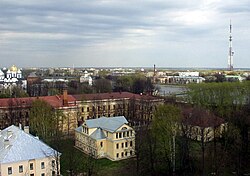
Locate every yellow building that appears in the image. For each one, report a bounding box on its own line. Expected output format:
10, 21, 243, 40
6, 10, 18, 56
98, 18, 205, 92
182, 107, 226, 142
0, 125, 60, 176
0, 91, 164, 136
75, 116, 135, 161
73, 92, 164, 123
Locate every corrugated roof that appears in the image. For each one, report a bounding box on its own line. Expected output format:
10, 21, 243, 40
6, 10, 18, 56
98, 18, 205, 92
0, 125, 59, 164
86, 116, 128, 132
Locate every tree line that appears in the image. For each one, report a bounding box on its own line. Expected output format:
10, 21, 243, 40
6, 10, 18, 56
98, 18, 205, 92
27, 81, 250, 175
121, 81, 250, 175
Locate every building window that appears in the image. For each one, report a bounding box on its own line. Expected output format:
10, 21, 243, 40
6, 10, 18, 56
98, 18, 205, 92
30, 163, 34, 170
125, 142, 128, 148
30, 174, 34, 176
116, 133, 118, 139
19, 165, 23, 173
108, 105, 110, 110
121, 143, 124, 148
87, 107, 89, 112
121, 152, 124, 157
130, 150, 133, 156
113, 105, 115, 109
52, 160, 55, 168
127, 131, 129, 137
119, 133, 122, 138
41, 173, 45, 176
116, 153, 119, 158
8, 167, 12, 175
81, 107, 84, 112
125, 152, 127, 156
123, 132, 126, 137
116, 143, 119, 149
52, 171, 56, 176
130, 141, 133, 147
41, 161, 45, 169
100, 142, 103, 148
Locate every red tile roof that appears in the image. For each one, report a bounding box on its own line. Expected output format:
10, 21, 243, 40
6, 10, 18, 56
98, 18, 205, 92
0, 95, 75, 109
182, 107, 225, 128
0, 92, 162, 109
0, 97, 34, 108
72, 92, 161, 101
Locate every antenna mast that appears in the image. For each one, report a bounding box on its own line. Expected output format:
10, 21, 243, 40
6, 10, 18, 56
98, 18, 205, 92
228, 20, 234, 71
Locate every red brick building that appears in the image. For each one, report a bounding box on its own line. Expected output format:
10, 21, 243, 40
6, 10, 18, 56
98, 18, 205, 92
0, 91, 164, 135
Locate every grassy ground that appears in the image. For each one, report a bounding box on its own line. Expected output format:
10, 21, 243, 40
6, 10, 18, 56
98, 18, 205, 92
55, 138, 250, 175
55, 139, 125, 176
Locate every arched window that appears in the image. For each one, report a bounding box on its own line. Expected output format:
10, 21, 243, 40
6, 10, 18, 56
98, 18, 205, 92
121, 127, 127, 130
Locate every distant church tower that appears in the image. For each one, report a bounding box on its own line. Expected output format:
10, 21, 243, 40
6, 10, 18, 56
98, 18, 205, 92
228, 20, 234, 71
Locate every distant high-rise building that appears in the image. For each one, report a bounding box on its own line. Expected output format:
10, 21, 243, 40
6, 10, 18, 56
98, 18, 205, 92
228, 20, 234, 71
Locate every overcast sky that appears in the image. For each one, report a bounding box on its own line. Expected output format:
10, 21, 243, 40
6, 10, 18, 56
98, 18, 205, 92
0, 0, 250, 68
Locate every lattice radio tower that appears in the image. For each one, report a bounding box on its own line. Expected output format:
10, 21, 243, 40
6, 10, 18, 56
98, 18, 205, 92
228, 20, 234, 71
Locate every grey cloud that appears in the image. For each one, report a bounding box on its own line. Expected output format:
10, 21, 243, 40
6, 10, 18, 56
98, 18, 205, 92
0, 0, 249, 67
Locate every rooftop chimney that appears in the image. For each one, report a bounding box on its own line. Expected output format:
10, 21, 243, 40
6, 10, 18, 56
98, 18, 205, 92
7, 130, 12, 139
19, 123, 22, 130
63, 89, 68, 106
24, 126, 29, 134
4, 138, 10, 148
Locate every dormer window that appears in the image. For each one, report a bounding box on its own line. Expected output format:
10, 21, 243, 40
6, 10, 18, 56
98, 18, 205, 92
121, 127, 127, 130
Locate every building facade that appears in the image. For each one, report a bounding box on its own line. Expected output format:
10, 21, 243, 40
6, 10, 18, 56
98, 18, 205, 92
0, 91, 164, 136
181, 107, 226, 142
75, 116, 135, 161
73, 92, 164, 124
0, 125, 60, 176
79, 70, 93, 86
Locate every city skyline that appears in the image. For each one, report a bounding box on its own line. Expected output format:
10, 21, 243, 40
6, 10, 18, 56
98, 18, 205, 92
0, 0, 250, 68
